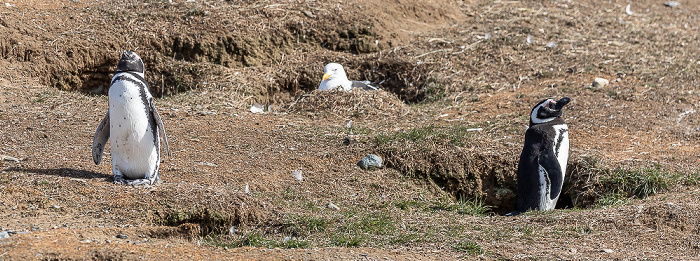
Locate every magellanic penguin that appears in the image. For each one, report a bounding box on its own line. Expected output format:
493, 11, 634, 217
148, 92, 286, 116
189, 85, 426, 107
92, 51, 170, 185
509, 97, 571, 215
318, 63, 379, 91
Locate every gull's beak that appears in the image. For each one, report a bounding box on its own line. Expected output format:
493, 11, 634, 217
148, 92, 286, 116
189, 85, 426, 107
322, 72, 332, 81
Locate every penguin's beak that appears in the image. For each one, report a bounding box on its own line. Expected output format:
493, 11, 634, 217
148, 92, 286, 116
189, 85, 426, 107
554, 97, 571, 110
322, 72, 332, 81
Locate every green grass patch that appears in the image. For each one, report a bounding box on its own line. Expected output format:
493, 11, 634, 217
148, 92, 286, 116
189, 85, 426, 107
595, 192, 628, 207
204, 233, 308, 249
331, 234, 364, 247
428, 197, 491, 216
394, 200, 421, 210
453, 241, 484, 256
600, 166, 679, 199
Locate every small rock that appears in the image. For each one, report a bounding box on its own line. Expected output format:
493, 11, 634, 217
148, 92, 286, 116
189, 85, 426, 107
244, 183, 250, 194
199, 162, 217, 167
345, 120, 353, 129
0, 231, 9, 239
545, 41, 557, 48
51, 205, 61, 209
357, 154, 383, 170
116, 234, 128, 239
250, 104, 265, 114
292, 169, 303, 181
664, 1, 680, 8
327, 202, 340, 210
592, 77, 609, 88
301, 10, 316, 18
601, 249, 614, 253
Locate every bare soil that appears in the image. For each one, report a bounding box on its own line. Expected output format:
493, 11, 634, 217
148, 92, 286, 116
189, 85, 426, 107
1, 0, 699, 260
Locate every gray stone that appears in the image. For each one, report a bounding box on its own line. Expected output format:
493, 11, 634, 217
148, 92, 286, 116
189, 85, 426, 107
592, 77, 609, 88
327, 202, 340, 210
357, 154, 383, 170
0, 231, 9, 239
664, 1, 680, 8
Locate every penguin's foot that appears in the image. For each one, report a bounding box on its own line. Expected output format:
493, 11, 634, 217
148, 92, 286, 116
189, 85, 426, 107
113, 175, 125, 184
112, 168, 126, 184
123, 178, 154, 186
504, 211, 522, 216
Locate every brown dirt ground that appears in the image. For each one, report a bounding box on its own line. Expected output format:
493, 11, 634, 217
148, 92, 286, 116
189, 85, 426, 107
1, 0, 699, 260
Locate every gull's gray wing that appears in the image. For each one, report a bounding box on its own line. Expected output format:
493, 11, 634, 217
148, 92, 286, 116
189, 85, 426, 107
351, 80, 380, 90
92, 111, 110, 165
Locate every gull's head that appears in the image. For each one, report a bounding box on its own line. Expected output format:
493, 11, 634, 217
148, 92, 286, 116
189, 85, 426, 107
322, 63, 348, 82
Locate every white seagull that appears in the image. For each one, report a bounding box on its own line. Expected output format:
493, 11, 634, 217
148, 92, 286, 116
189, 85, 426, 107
318, 63, 379, 91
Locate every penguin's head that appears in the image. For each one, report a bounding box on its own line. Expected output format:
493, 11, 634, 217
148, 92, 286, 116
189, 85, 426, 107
116, 51, 145, 75
530, 97, 571, 125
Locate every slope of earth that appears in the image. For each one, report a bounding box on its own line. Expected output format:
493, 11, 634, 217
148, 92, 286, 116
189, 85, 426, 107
0, 0, 699, 260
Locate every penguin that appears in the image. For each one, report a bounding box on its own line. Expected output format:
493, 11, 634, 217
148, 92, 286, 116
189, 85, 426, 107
92, 51, 170, 185
318, 63, 379, 91
509, 97, 571, 215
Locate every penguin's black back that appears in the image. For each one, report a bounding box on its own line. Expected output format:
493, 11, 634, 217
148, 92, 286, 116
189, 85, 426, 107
516, 117, 565, 212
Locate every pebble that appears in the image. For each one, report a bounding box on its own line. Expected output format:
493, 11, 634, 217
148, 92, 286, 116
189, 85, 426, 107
116, 234, 128, 239
592, 77, 609, 88
327, 202, 340, 210
0, 231, 9, 239
228, 226, 237, 235
292, 169, 303, 181
601, 249, 614, 253
301, 10, 316, 18
357, 154, 383, 170
250, 104, 265, 113
664, 1, 680, 8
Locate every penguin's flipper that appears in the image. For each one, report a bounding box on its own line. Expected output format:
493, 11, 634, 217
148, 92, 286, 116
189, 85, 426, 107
351, 80, 380, 90
92, 111, 110, 165
149, 99, 170, 157
538, 149, 563, 200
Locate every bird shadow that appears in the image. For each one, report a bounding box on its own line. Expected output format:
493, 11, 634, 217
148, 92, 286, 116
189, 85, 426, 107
4, 167, 112, 180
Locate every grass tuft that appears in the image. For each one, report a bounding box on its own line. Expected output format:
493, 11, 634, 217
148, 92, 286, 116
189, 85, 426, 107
453, 241, 484, 256
600, 166, 679, 199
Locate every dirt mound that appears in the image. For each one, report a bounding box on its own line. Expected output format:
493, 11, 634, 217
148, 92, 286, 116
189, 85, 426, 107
0, 0, 463, 98
287, 90, 409, 118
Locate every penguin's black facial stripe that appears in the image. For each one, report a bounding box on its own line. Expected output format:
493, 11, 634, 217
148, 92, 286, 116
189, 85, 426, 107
537, 106, 562, 119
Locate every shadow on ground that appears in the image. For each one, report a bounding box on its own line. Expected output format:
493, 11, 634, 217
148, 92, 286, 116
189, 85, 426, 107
5, 167, 112, 180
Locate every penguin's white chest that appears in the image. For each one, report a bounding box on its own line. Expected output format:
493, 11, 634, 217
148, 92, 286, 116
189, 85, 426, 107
108, 81, 159, 179
552, 124, 569, 174
537, 124, 569, 210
